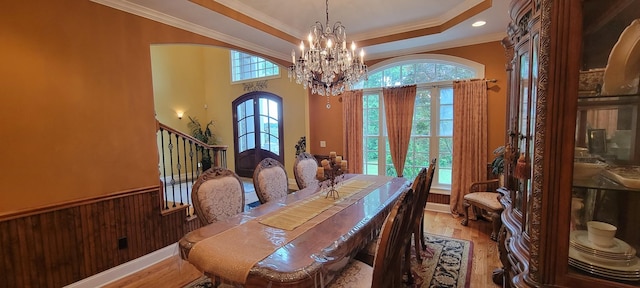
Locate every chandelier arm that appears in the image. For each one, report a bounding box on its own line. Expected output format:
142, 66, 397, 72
325, 0, 329, 27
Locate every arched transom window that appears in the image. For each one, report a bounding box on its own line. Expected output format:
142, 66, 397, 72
356, 54, 484, 192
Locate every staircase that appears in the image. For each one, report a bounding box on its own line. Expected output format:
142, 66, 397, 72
156, 121, 261, 220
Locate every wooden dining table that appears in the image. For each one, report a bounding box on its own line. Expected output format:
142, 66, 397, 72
179, 174, 410, 288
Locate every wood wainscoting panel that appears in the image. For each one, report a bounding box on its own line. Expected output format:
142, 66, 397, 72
427, 193, 451, 205
0, 187, 202, 288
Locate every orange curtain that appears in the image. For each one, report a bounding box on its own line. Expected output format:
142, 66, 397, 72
450, 80, 489, 217
383, 85, 417, 177
342, 90, 364, 174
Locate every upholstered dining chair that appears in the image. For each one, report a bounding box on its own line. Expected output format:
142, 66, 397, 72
356, 165, 428, 283
253, 157, 289, 204
355, 159, 436, 271
461, 178, 502, 241
293, 152, 320, 190
191, 167, 245, 225
328, 187, 415, 288
408, 159, 437, 255
403, 158, 437, 283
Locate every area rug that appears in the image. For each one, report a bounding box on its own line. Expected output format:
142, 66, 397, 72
184, 233, 473, 288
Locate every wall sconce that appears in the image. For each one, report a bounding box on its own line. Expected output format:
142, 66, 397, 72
177, 111, 184, 119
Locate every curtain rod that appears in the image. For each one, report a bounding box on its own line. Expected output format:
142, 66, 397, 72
453, 78, 497, 83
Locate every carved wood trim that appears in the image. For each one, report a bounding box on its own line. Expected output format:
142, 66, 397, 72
532, 0, 582, 285
0, 185, 159, 221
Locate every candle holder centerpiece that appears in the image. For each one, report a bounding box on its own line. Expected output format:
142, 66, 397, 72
316, 151, 348, 199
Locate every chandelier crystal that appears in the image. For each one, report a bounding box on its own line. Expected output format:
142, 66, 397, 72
288, 0, 368, 99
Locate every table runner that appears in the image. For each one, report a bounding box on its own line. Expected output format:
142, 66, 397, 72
259, 179, 373, 230
187, 175, 385, 284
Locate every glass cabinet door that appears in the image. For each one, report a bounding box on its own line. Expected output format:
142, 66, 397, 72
525, 33, 539, 236
567, 0, 640, 284
514, 49, 530, 220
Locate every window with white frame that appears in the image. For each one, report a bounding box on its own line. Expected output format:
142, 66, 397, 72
354, 55, 483, 192
231, 51, 280, 82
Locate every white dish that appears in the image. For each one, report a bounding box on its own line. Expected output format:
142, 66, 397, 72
570, 230, 636, 256
571, 243, 636, 260
602, 19, 640, 95
603, 166, 640, 188
569, 247, 640, 273
573, 162, 606, 179
569, 258, 640, 281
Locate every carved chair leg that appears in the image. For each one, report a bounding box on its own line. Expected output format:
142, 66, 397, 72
461, 201, 470, 226
413, 229, 422, 262
489, 212, 503, 241
418, 215, 435, 258
420, 216, 426, 250
404, 242, 414, 284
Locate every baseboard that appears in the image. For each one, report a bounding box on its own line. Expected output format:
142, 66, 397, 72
64, 243, 179, 288
425, 202, 450, 213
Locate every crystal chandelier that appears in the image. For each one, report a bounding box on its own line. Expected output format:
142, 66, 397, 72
288, 0, 368, 101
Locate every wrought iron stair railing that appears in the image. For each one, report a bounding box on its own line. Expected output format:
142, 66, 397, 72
157, 121, 227, 217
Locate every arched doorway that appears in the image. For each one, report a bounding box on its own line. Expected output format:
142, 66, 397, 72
233, 91, 284, 177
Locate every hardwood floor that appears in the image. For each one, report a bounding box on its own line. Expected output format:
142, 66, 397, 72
103, 210, 502, 288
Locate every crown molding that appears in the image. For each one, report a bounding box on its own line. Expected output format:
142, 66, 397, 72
352, 0, 487, 41
90, 0, 289, 61
367, 31, 506, 60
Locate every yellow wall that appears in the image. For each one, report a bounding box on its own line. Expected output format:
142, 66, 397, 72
151, 45, 308, 177
151, 45, 208, 132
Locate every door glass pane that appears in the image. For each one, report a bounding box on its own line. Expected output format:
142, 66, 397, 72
239, 135, 247, 152
255, 97, 280, 155
237, 102, 245, 118
259, 115, 268, 133
260, 132, 268, 150
245, 101, 253, 119
269, 135, 279, 154
247, 132, 255, 149
247, 116, 255, 133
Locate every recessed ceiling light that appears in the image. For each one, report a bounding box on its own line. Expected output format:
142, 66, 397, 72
472, 21, 486, 27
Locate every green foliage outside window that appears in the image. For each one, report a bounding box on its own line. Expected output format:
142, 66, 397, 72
358, 58, 476, 185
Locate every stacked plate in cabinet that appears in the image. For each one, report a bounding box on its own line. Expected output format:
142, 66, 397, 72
569, 230, 640, 281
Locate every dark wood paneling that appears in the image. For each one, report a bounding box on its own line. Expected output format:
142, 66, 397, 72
427, 193, 451, 205
0, 188, 202, 288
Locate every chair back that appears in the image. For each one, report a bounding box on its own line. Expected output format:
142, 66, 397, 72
191, 167, 245, 225
293, 152, 320, 190
371, 188, 415, 288
408, 167, 429, 228
411, 158, 437, 216
420, 158, 437, 209
253, 157, 289, 204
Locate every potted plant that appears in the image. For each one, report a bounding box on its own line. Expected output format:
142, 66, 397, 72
187, 116, 217, 171
491, 146, 506, 186
491, 146, 505, 175
295, 136, 306, 156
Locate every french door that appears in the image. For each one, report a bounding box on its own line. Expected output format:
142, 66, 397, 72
232, 92, 284, 178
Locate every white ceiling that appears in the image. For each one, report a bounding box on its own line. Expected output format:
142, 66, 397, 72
92, 0, 510, 62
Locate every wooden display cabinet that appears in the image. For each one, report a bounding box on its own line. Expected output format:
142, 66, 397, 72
496, 0, 640, 287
